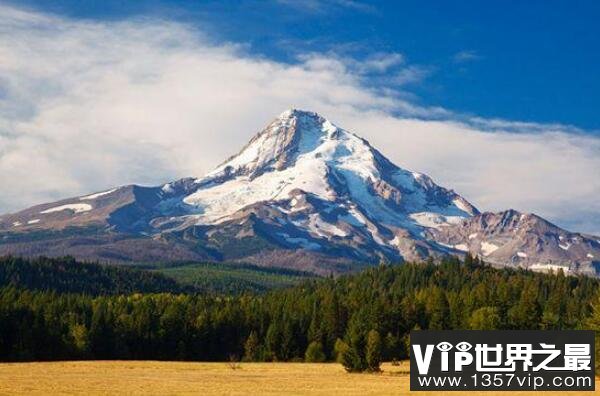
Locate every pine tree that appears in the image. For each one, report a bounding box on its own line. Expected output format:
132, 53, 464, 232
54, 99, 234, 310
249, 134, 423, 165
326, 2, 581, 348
69, 323, 89, 357
265, 318, 282, 361
307, 300, 322, 344
427, 287, 450, 329
508, 281, 541, 329
468, 306, 500, 330
321, 291, 343, 359
243, 331, 261, 361
584, 294, 600, 374
340, 344, 364, 372
89, 302, 115, 359
344, 308, 369, 370
280, 318, 295, 361
365, 329, 382, 372
333, 338, 349, 363
383, 332, 399, 361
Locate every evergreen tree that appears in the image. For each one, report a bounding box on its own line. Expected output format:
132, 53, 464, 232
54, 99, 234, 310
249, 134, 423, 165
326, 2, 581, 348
584, 294, 600, 374
383, 332, 399, 361
89, 302, 115, 359
344, 308, 369, 370
243, 331, 261, 361
340, 344, 365, 372
307, 300, 322, 346
468, 306, 500, 330
508, 281, 541, 329
69, 323, 89, 357
365, 329, 382, 372
426, 287, 450, 329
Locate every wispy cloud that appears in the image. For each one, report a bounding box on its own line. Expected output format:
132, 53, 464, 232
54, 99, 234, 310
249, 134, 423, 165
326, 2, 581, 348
453, 50, 482, 63
392, 65, 432, 86
0, 5, 599, 235
275, 0, 377, 14
360, 52, 404, 73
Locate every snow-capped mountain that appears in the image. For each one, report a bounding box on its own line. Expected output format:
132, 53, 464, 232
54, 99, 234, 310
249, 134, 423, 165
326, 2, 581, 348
0, 110, 598, 275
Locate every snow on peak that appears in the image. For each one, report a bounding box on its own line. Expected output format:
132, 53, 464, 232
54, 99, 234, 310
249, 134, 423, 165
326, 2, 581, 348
183, 110, 478, 234
278, 108, 296, 119
278, 108, 318, 120
208, 110, 316, 175
201, 109, 353, 184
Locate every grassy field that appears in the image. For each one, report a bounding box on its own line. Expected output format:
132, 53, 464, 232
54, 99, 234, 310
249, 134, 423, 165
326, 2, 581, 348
0, 361, 596, 395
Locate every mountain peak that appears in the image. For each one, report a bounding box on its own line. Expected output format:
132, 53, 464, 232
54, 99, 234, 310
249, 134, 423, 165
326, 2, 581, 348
204, 109, 344, 180
278, 108, 318, 120
274, 108, 337, 138
185, 109, 479, 238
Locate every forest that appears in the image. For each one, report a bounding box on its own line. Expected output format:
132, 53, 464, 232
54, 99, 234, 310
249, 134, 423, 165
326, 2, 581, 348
0, 256, 313, 295
0, 256, 188, 295
0, 255, 599, 372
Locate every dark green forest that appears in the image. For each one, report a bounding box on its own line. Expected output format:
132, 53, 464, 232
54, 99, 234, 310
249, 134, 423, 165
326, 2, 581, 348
0, 256, 313, 295
0, 256, 187, 295
1, 255, 599, 369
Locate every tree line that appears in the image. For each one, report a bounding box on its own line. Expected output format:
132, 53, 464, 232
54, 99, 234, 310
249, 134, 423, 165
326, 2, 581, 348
0, 255, 599, 373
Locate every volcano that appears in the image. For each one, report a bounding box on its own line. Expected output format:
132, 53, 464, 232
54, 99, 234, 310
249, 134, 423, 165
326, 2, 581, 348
1, 110, 598, 276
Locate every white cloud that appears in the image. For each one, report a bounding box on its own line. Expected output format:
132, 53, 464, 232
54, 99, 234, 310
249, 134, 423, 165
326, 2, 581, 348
453, 50, 482, 63
0, 5, 599, 235
276, 0, 377, 14
360, 52, 405, 73
339, 115, 600, 235
392, 65, 432, 86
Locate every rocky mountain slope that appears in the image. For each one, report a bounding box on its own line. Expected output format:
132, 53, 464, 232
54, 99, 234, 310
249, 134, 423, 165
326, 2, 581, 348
1, 110, 598, 275
428, 210, 600, 276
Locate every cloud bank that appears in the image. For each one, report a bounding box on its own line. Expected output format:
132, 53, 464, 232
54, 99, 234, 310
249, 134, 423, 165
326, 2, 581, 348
0, 5, 599, 235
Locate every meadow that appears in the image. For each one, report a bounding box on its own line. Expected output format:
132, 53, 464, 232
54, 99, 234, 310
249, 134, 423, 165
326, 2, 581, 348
0, 361, 596, 395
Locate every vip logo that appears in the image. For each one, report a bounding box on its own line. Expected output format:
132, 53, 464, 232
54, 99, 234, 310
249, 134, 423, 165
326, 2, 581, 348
413, 341, 475, 374
410, 331, 594, 391
413, 341, 591, 375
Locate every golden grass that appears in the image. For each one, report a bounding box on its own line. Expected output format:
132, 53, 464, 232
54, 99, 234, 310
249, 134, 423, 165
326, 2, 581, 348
0, 361, 596, 395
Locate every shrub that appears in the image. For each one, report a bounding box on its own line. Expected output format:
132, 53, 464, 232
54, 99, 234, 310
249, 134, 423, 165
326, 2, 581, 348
305, 341, 326, 362
340, 345, 365, 372
333, 338, 349, 363
227, 355, 241, 370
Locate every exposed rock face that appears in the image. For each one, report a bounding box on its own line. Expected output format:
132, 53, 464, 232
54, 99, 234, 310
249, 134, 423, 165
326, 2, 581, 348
0, 109, 598, 276
427, 210, 600, 276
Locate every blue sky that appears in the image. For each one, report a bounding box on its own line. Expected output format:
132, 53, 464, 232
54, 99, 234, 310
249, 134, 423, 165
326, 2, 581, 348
8, 0, 600, 131
0, 1, 599, 234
